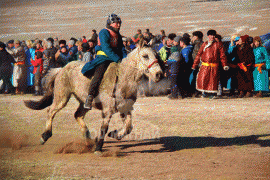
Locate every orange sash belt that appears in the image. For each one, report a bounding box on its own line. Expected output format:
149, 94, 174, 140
14, 61, 25, 65
237, 63, 252, 72
254, 63, 265, 74
201, 62, 218, 67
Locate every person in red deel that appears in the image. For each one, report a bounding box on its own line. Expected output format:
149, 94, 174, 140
192, 29, 229, 99
31, 51, 43, 96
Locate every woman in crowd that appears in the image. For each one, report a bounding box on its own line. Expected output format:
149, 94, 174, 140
236, 35, 255, 98
253, 36, 270, 97
25, 40, 35, 92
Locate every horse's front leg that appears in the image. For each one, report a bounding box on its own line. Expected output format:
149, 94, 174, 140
95, 112, 112, 152
108, 111, 133, 140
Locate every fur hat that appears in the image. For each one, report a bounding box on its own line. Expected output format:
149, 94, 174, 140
207, 29, 217, 36
240, 35, 249, 43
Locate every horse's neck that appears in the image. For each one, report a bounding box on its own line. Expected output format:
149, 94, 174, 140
116, 49, 140, 99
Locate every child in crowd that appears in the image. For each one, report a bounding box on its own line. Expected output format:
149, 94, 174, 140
31, 51, 43, 96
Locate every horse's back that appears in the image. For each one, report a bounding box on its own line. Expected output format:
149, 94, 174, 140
58, 61, 119, 104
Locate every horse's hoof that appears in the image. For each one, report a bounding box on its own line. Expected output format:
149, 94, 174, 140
40, 138, 45, 145
94, 151, 102, 156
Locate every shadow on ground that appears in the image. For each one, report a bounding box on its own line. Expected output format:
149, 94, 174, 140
108, 134, 270, 153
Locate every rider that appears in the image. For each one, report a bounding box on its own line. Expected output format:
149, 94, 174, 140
81, 13, 127, 109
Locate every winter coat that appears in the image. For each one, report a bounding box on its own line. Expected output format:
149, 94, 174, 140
192, 41, 228, 93
236, 44, 255, 91
31, 58, 43, 74
81, 28, 127, 75
0, 49, 15, 77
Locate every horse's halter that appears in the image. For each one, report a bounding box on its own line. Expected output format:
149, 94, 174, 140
136, 49, 159, 74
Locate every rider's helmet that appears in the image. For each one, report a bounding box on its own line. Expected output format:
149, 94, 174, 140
107, 13, 122, 25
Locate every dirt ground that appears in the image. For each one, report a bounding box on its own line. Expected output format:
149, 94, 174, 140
0, 94, 269, 179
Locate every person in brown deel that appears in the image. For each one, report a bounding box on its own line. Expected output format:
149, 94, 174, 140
235, 35, 255, 98
192, 30, 229, 99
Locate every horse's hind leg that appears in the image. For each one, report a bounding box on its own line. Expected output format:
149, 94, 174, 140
74, 103, 91, 140
108, 111, 133, 140
41, 93, 71, 145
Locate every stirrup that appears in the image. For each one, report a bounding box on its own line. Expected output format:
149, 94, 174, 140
84, 95, 94, 109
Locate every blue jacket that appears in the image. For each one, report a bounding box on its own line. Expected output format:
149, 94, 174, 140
181, 45, 193, 65
81, 28, 127, 75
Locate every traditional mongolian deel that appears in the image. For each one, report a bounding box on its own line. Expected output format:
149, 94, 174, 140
192, 41, 228, 93
81, 28, 127, 76
253, 46, 270, 92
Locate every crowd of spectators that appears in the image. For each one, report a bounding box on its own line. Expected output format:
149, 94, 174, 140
0, 28, 269, 99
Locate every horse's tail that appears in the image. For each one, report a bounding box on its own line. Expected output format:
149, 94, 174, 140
24, 68, 62, 110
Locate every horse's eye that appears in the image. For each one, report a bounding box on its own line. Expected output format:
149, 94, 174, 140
143, 55, 149, 59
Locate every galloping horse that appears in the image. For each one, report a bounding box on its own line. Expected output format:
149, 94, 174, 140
24, 40, 163, 153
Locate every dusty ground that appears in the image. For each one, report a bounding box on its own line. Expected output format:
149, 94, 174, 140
0, 94, 269, 179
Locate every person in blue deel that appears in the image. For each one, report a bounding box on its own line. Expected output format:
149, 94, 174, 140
81, 13, 127, 109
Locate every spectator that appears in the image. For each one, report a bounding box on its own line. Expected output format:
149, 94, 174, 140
67, 40, 78, 62
54, 37, 60, 50
88, 39, 96, 58
226, 35, 240, 97
90, 29, 98, 45
76, 41, 83, 60
59, 39, 67, 48
82, 36, 88, 43
179, 36, 194, 97
158, 33, 175, 62
6, 40, 15, 51
25, 40, 35, 92
235, 35, 255, 98
81, 43, 93, 62
7, 40, 27, 94
31, 51, 43, 96
123, 37, 132, 54
192, 30, 229, 99
132, 29, 142, 44
55, 46, 70, 67
253, 36, 270, 97
0, 42, 15, 94
166, 36, 181, 99
191, 31, 204, 97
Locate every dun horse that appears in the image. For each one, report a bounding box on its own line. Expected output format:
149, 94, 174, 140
24, 41, 163, 153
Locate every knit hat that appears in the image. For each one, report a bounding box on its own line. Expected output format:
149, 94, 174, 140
173, 36, 181, 43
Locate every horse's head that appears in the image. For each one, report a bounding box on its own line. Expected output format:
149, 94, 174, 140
133, 39, 163, 82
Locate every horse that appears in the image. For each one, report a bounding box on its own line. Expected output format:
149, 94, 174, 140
24, 40, 163, 153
